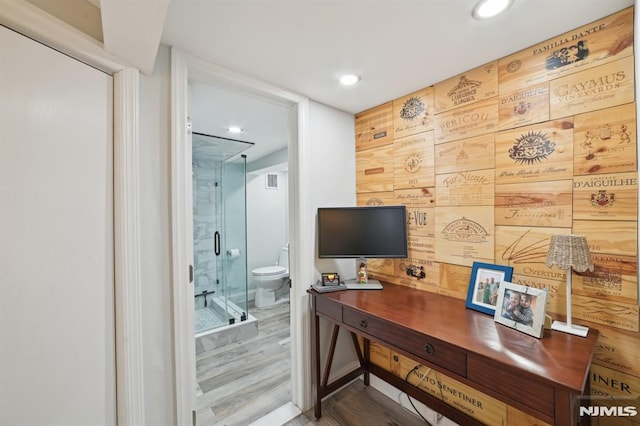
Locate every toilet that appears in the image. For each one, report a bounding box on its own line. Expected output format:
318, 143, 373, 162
252, 246, 290, 308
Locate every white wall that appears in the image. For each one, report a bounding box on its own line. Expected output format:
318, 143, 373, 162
309, 102, 357, 281
308, 101, 362, 375
247, 169, 289, 292
138, 44, 175, 424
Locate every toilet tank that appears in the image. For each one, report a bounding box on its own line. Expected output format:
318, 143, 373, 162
278, 246, 289, 270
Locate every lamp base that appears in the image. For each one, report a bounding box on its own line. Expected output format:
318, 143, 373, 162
551, 321, 589, 337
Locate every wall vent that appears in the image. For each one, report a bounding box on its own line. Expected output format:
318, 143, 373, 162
266, 173, 278, 189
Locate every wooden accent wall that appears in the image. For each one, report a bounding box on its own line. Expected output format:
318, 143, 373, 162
354, 7, 639, 425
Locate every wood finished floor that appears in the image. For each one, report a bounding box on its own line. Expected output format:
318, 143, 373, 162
196, 301, 427, 426
196, 302, 292, 426
285, 381, 426, 426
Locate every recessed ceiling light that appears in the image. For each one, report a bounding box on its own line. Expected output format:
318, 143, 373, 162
227, 126, 243, 134
472, 0, 514, 20
339, 74, 360, 86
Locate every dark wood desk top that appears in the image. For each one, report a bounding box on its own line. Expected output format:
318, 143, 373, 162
314, 282, 599, 394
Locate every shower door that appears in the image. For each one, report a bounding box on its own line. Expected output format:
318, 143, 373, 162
217, 154, 248, 323
193, 133, 251, 333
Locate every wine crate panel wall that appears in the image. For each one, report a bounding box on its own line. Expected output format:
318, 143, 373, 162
353, 8, 639, 415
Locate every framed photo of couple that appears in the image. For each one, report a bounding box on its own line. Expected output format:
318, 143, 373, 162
465, 262, 513, 316
494, 281, 548, 339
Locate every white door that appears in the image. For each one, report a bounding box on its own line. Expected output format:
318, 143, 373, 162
0, 25, 116, 425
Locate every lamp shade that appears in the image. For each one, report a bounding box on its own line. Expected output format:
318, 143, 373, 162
545, 234, 594, 272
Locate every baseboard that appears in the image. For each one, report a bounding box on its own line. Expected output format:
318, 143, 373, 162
248, 401, 301, 426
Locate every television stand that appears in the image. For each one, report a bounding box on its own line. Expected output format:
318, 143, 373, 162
344, 279, 382, 290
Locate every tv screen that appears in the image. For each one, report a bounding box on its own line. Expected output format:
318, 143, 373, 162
317, 206, 408, 258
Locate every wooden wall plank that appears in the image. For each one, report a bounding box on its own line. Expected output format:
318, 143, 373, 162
498, 8, 634, 95
435, 207, 495, 267
573, 172, 638, 221
494, 226, 571, 279
355, 102, 394, 150
434, 98, 499, 144
591, 322, 640, 378
590, 363, 640, 400
498, 83, 550, 131
439, 263, 472, 300
495, 119, 574, 184
356, 145, 395, 193
436, 169, 494, 207
494, 180, 572, 227
573, 220, 638, 256
434, 134, 495, 175
573, 294, 639, 332
356, 191, 395, 207
393, 131, 435, 189
549, 56, 635, 119
573, 253, 638, 304
394, 187, 436, 208
573, 103, 637, 176
434, 61, 499, 114
393, 87, 435, 139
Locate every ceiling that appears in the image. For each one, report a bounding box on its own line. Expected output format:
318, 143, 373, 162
99, 0, 635, 163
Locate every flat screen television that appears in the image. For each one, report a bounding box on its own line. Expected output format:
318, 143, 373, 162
317, 205, 408, 259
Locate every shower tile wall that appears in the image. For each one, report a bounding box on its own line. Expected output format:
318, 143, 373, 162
193, 160, 221, 310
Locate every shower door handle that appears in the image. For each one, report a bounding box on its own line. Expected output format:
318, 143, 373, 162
214, 231, 221, 256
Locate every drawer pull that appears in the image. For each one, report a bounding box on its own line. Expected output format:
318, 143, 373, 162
424, 343, 435, 355
359, 319, 368, 329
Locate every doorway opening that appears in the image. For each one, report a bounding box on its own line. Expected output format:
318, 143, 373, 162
171, 48, 314, 425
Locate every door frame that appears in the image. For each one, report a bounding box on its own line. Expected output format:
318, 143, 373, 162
0, 1, 145, 425
171, 48, 315, 423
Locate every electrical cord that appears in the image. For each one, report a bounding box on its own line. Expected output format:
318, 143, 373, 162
404, 364, 433, 425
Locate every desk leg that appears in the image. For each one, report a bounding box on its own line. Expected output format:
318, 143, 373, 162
555, 389, 573, 426
349, 333, 370, 386
321, 325, 341, 390
314, 321, 341, 419
363, 338, 370, 386
312, 308, 322, 419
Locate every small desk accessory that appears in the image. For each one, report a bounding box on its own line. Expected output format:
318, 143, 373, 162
321, 273, 341, 286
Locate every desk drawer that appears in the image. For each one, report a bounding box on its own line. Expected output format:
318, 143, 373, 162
343, 308, 466, 377
315, 296, 342, 322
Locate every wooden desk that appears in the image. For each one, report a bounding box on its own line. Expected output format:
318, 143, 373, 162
309, 283, 598, 425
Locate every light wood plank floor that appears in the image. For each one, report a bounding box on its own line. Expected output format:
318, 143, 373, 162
196, 301, 429, 426
285, 381, 426, 426
196, 302, 292, 426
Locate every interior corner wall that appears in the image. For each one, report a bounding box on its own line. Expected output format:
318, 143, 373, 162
309, 100, 357, 281
308, 100, 363, 373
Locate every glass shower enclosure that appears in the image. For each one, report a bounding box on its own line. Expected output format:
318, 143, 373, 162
192, 132, 253, 333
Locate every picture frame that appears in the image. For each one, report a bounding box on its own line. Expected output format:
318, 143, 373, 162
465, 262, 513, 316
494, 281, 548, 339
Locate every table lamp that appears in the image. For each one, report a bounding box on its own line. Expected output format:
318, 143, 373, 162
545, 234, 594, 337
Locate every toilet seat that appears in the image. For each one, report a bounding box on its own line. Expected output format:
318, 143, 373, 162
252, 265, 287, 278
